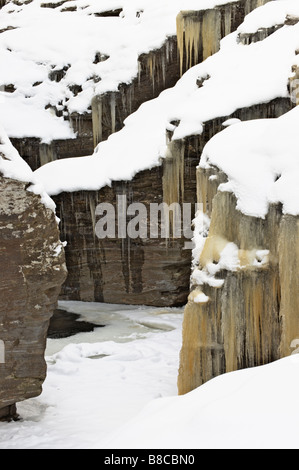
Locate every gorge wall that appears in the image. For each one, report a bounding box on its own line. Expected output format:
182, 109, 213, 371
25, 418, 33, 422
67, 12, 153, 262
49, 0, 275, 306
54, 95, 292, 306
178, 178, 299, 395
0, 139, 67, 420
177, 108, 299, 394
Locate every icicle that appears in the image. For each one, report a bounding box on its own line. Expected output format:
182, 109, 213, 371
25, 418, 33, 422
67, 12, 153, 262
39, 143, 56, 166
89, 194, 96, 237
166, 40, 170, 63
176, 12, 185, 76
128, 86, 133, 115
161, 54, 166, 88
92, 96, 102, 147
223, 4, 232, 37
176, 11, 202, 75
162, 140, 185, 239
202, 9, 221, 61
138, 61, 141, 85
110, 92, 116, 134
289, 65, 299, 106
278, 215, 299, 356
147, 54, 156, 92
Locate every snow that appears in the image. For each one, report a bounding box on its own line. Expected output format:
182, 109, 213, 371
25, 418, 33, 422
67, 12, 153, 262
238, 0, 299, 34
100, 353, 299, 450
34, 0, 299, 214
200, 106, 299, 217
0, 302, 184, 449
0, 124, 56, 211
0, 0, 236, 142
193, 292, 209, 303
0, 301, 298, 449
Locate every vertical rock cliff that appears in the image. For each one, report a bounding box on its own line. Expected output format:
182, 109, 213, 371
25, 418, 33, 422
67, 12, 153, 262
178, 107, 299, 394
176, 0, 269, 76
43, 0, 276, 306
53, 150, 192, 307
0, 131, 67, 420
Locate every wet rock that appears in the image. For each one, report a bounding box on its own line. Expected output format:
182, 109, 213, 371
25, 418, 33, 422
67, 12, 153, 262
48, 309, 102, 339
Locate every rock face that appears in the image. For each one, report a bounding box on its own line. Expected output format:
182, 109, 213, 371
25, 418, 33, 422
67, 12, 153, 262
178, 191, 299, 395
176, 0, 270, 76
0, 176, 67, 420
55, 97, 291, 307
91, 37, 180, 149
51, 0, 276, 307
54, 154, 192, 307
177, 111, 299, 395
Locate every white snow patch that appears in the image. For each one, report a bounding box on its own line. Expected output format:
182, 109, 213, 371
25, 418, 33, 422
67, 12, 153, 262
200, 106, 299, 217
100, 354, 299, 449
238, 0, 299, 34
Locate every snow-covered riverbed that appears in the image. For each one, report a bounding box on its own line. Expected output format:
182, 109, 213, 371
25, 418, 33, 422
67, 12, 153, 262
0, 301, 184, 449
1, 300, 299, 449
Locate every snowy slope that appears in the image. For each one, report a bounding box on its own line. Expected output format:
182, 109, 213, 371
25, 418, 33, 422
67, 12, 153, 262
100, 353, 299, 449
35, 0, 299, 218
0, 0, 235, 142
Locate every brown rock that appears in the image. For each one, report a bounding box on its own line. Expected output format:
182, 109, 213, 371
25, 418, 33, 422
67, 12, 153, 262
0, 176, 67, 419
178, 158, 299, 395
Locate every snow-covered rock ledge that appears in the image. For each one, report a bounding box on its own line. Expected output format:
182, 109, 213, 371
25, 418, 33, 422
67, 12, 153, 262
178, 106, 299, 394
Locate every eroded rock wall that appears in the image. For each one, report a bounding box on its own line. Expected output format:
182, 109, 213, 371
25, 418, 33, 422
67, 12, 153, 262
176, 0, 270, 75
55, 97, 292, 306
177, 160, 299, 395
54, 152, 192, 307
0, 176, 67, 419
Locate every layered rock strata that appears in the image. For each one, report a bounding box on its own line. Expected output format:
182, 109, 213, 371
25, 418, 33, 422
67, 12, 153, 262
55, 97, 291, 306
0, 150, 67, 419
178, 110, 299, 394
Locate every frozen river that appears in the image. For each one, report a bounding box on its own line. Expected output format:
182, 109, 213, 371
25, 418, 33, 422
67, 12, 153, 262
0, 301, 184, 449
